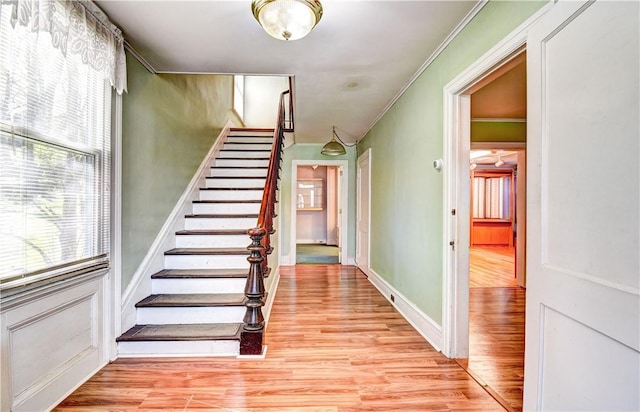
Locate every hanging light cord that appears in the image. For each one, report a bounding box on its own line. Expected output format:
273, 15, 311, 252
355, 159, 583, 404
332, 126, 357, 147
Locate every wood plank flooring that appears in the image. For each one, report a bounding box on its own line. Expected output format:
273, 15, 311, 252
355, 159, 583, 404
466, 246, 525, 412
469, 247, 516, 288
56, 265, 505, 411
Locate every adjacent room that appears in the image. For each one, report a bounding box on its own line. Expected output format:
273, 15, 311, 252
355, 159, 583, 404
295, 165, 340, 264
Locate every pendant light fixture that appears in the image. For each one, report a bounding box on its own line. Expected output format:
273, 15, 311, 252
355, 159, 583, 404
251, 0, 323, 41
321, 126, 355, 156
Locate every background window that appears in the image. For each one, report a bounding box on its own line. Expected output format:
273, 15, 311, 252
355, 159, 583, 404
0, 4, 111, 287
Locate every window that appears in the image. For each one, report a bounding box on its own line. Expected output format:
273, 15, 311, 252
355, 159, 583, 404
472, 173, 512, 219
0, 2, 119, 289
233, 75, 245, 122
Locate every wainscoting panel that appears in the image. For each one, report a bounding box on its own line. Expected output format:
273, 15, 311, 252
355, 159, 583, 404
1, 271, 109, 412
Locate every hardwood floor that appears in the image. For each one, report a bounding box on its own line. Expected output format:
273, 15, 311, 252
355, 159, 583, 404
466, 246, 525, 412
469, 246, 516, 288
56, 265, 505, 411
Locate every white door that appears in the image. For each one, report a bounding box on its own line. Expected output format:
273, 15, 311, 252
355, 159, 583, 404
524, 1, 639, 410
356, 149, 371, 269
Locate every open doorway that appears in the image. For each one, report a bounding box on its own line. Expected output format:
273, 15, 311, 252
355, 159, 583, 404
295, 164, 340, 264
290, 160, 349, 265
467, 147, 526, 411
465, 56, 527, 411
442, 47, 527, 411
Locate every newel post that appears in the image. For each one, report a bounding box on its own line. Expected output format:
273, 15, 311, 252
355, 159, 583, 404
240, 227, 266, 355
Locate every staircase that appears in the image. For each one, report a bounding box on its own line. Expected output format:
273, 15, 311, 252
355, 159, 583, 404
117, 128, 275, 357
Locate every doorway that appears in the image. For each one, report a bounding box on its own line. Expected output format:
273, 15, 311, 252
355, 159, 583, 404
294, 164, 339, 264
467, 58, 527, 411
290, 160, 349, 265
467, 147, 526, 411
442, 45, 528, 411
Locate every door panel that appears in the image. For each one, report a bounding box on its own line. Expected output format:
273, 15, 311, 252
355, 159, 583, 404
525, 1, 639, 410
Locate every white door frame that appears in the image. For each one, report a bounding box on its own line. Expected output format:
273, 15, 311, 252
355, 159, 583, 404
290, 160, 349, 265
356, 148, 372, 270
441, 4, 551, 359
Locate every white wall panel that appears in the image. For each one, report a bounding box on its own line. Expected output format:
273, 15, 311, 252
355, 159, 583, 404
1, 272, 108, 412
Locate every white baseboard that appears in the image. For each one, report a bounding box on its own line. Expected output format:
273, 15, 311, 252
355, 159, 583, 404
280, 255, 293, 266
296, 239, 326, 244
263, 266, 281, 326
278, 255, 353, 266
360, 266, 442, 352
120, 121, 235, 333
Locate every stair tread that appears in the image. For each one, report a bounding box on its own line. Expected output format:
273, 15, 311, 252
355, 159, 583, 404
220, 149, 271, 152
152, 268, 249, 279
192, 200, 261, 204
117, 323, 242, 341
211, 166, 268, 169
206, 176, 266, 179
176, 229, 248, 235
229, 127, 274, 132
185, 213, 258, 218
136, 293, 246, 307
199, 187, 264, 191
165, 247, 250, 255
224, 141, 272, 145
216, 157, 270, 160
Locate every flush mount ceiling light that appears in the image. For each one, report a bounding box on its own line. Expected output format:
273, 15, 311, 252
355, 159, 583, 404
251, 0, 323, 41
321, 126, 355, 156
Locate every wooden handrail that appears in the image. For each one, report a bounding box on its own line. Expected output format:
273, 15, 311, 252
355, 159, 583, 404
240, 78, 292, 355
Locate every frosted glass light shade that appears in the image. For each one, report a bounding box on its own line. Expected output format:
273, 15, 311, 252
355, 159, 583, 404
252, 0, 323, 41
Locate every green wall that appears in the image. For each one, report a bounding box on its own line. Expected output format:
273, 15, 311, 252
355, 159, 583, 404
121, 53, 241, 292
471, 121, 527, 142
357, 1, 545, 323
279, 144, 357, 260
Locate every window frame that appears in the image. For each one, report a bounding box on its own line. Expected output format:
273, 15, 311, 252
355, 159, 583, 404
0, 5, 113, 292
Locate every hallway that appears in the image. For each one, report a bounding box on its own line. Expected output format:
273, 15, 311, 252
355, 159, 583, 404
56, 265, 506, 411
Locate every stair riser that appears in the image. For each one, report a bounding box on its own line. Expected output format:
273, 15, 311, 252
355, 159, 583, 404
151, 278, 246, 294
210, 168, 267, 177
223, 143, 272, 151
184, 217, 256, 230
199, 190, 263, 201
175, 234, 250, 248
136, 306, 246, 324
218, 151, 271, 159
164, 254, 249, 269
192, 202, 260, 214
226, 137, 273, 144
214, 159, 270, 167
205, 178, 265, 188
118, 340, 239, 357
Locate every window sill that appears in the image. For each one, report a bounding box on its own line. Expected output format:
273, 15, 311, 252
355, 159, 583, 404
0, 264, 109, 310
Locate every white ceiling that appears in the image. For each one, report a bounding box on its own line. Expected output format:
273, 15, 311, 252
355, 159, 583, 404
95, 0, 479, 144
471, 149, 518, 167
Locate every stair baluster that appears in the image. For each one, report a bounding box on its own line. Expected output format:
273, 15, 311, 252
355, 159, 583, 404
240, 227, 266, 355
240, 81, 291, 355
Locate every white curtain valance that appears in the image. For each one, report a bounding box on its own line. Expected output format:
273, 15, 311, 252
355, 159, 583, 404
3, 0, 127, 94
